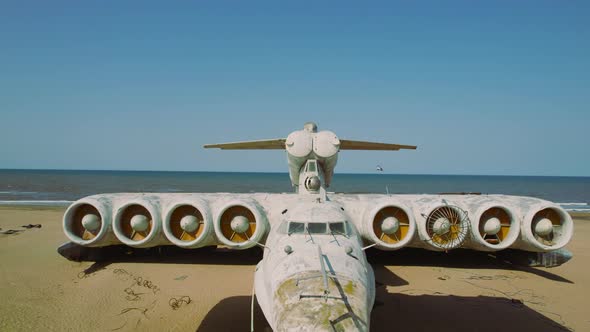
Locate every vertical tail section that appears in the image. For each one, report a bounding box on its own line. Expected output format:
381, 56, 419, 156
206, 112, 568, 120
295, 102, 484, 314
204, 123, 416, 188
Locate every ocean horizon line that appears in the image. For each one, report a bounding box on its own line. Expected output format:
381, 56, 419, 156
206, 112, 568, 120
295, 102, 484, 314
1, 168, 589, 179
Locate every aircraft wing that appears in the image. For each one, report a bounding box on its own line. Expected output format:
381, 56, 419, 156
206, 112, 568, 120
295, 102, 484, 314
204, 139, 286, 150
339, 139, 417, 151
61, 192, 572, 265
329, 193, 572, 255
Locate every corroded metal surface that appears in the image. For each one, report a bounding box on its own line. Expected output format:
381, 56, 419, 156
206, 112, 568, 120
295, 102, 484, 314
273, 272, 370, 331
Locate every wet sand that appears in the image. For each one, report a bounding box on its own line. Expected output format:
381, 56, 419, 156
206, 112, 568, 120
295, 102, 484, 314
0, 205, 588, 331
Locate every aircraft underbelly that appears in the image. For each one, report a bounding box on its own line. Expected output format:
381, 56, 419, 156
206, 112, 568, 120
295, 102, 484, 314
272, 271, 370, 332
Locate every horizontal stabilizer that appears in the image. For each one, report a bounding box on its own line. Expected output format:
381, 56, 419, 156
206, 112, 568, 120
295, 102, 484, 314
339, 139, 417, 151
204, 138, 286, 150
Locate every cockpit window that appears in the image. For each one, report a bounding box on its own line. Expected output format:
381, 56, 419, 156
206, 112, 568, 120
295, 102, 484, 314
284, 221, 350, 236
329, 222, 345, 234
288, 222, 305, 235
307, 223, 327, 234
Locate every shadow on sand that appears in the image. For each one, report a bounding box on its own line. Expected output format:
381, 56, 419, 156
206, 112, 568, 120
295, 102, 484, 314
66, 244, 572, 284
65, 244, 572, 331
370, 265, 570, 331
61, 244, 262, 267
196, 265, 569, 332
367, 247, 573, 283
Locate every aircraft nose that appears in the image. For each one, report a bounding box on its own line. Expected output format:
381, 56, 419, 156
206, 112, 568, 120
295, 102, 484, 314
272, 272, 370, 332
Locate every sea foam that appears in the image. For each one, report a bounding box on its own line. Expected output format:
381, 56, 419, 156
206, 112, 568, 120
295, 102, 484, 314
0, 200, 72, 206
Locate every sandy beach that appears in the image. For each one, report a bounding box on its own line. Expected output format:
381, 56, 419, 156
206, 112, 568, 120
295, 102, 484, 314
0, 206, 588, 331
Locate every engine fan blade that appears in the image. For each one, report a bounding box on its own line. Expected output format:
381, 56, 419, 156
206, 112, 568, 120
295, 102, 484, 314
128, 230, 146, 241
180, 231, 188, 241
120, 205, 153, 241
171, 207, 205, 242
82, 229, 95, 240
374, 207, 410, 244
426, 206, 469, 249
71, 205, 102, 240
498, 224, 510, 241
479, 207, 511, 245
531, 208, 564, 247
535, 234, 554, 246
220, 206, 257, 243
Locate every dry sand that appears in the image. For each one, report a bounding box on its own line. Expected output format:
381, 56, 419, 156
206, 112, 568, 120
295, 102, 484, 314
0, 206, 588, 331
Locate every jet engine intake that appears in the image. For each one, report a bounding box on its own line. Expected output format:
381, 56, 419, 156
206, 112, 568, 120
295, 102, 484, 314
63, 197, 116, 247
421, 205, 470, 251
516, 205, 573, 252
113, 200, 164, 248
163, 199, 213, 248
468, 205, 520, 251
214, 200, 268, 249
364, 203, 416, 250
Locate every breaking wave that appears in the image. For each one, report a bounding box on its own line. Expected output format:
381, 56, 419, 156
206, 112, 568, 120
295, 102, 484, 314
558, 202, 589, 211
0, 200, 72, 206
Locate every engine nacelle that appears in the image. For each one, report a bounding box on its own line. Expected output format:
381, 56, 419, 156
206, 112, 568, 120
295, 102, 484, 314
362, 201, 416, 250
63, 196, 117, 247
514, 204, 574, 252
466, 204, 520, 251
162, 198, 214, 248
286, 129, 314, 186
112, 197, 166, 248
214, 199, 268, 249
312, 130, 339, 186
415, 203, 471, 251
286, 128, 340, 187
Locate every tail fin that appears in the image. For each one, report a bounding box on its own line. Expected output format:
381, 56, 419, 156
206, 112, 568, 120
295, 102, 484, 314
204, 139, 286, 150
204, 138, 416, 151
339, 139, 417, 151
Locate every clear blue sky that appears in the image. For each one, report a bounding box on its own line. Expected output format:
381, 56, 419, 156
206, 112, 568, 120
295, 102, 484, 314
0, 1, 588, 176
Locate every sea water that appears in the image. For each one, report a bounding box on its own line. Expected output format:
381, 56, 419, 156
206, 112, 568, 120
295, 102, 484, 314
0, 170, 588, 211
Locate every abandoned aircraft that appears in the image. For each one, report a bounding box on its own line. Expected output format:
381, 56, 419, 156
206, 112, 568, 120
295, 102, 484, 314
60, 122, 574, 331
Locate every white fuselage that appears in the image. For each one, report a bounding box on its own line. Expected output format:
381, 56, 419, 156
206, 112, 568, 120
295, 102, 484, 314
254, 200, 375, 331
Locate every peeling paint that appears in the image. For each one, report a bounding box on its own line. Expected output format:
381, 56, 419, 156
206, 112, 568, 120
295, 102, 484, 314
273, 272, 369, 331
